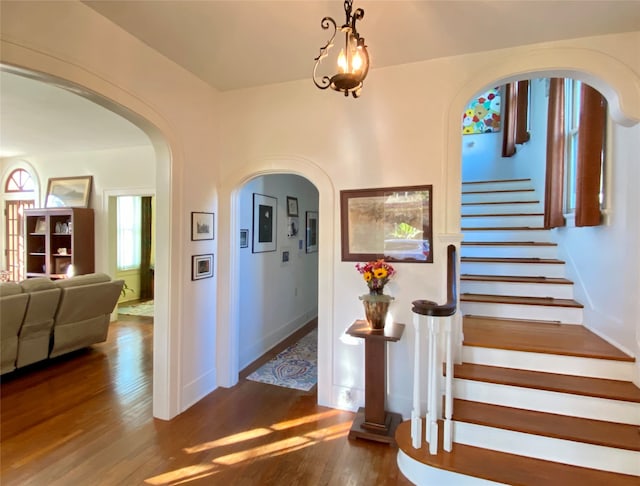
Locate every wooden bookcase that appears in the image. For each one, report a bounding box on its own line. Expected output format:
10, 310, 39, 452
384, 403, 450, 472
24, 208, 95, 279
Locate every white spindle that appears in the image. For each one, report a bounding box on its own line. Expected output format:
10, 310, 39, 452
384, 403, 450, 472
443, 317, 453, 451
411, 312, 422, 449
426, 315, 439, 455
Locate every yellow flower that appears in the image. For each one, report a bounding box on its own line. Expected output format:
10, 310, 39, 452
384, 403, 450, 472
363, 272, 372, 282
373, 268, 387, 279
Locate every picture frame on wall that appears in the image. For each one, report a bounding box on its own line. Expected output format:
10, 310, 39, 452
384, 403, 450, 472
191, 212, 214, 241
45, 176, 93, 208
286, 196, 299, 217
192, 253, 214, 280
252, 193, 277, 253
340, 185, 433, 263
305, 211, 318, 253
240, 229, 249, 248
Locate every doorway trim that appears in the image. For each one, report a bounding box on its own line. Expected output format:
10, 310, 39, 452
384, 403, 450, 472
216, 156, 335, 407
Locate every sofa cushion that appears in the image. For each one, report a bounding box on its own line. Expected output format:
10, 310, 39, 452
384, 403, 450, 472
0, 282, 22, 297
55, 273, 111, 289
21, 277, 56, 293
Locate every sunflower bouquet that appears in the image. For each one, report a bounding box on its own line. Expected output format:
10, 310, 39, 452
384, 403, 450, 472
355, 259, 396, 295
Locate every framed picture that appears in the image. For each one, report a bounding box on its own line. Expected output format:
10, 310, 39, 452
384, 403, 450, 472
252, 193, 277, 253
340, 185, 433, 263
35, 217, 46, 234
286, 196, 299, 217
45, 176, 93, 208
305, 211, 318, 253
240, 229, 249, 248
191, 212, 214, 241
192, 253, 214, 280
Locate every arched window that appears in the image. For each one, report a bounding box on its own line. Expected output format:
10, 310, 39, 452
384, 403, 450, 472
5, 168, 35, 193
3, 168, 36, 281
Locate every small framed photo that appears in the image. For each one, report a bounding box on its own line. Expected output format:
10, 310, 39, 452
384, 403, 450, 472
286, 196, 299, 217
192, 253, 213, 280
191, 212, 214, 241
240, 229, 249, 248
306, 211, 318, 253
35, 217, 46, 234
253, 193, 277, 253
45, 176, 93, 208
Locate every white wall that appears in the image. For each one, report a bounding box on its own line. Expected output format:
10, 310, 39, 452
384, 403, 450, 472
238, 174, 318, 370
2, 0, 638, 419
461, 78, 549, 198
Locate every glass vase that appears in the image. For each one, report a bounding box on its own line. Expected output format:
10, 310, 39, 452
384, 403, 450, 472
359, 293, 394, 331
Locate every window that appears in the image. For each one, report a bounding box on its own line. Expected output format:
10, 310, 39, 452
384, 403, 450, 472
117, 196, 142, 270
564, 79, 581, 212
5, 168, 35, 193
564, 79, 606, 215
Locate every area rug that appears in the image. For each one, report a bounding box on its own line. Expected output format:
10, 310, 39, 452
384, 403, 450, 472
118, 300, 154, 317
247, 329, 317, 391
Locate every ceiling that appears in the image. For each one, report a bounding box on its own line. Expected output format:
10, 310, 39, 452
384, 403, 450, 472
1, 1, 639, 158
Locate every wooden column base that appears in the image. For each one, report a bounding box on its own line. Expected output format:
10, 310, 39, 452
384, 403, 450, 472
348, 407, 403, 446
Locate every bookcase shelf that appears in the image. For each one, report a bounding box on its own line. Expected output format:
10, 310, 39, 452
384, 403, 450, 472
24, 208, 95, 279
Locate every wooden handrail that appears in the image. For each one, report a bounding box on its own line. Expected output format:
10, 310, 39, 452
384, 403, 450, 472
411, 244, 457, 317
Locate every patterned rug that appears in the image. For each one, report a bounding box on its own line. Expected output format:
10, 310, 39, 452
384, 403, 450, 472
118, 300, 154, 317
247, 329, 317, 391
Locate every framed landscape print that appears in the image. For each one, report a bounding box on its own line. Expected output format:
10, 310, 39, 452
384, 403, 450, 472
305, 211, 318, 253
252, 193, 277, 253
45, 176, 93, 208
340, 185, 433, 263
191, 212, 214, 241
192, 253, 214, 280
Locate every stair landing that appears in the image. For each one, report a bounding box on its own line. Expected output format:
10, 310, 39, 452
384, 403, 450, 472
463, 316, 634, 361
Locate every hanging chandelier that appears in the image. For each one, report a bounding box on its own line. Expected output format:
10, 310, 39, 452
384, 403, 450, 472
313, 0, 370, 98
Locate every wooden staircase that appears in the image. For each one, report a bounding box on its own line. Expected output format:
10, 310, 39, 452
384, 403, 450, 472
397, 179, 640, 485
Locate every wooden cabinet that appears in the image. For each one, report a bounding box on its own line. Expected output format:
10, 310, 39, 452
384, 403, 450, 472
24, 208, 95, 279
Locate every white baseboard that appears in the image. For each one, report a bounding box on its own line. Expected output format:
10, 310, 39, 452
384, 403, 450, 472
181, 367, 217, 413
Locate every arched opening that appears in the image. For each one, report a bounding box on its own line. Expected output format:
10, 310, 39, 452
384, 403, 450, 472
216, 157, 335, 407
0, 62, 176, 419
234, 173, 319, 384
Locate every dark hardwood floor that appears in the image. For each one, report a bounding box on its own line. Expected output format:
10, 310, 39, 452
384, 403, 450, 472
1, 316, 411, 485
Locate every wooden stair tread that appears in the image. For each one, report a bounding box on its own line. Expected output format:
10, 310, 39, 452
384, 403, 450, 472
453, 399, 640, 452
396, 420, 639, 486
461, 294, 583, 308
461, 241, 556, 247
461, 213, 544, 217
462, 256, 564, 264
462, 200, 540, 206
463, 188, 535, 195
463, 316, 634, 361
462, 226, 546, 231
454, 363, 640, 403
463, 178, 532, 185
461, 274, 573, 284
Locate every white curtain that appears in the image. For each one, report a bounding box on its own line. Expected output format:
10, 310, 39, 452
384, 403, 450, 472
117, 196, 142, 270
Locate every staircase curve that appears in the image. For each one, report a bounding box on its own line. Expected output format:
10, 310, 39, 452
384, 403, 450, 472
396, 178, 640, 485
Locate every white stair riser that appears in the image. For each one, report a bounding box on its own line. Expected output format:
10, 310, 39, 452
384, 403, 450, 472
397, 450, 507, 486
462, 180, 534, 192
461, 302, 582, 324
453, 421, 640, 476
461, 261, 566, 278
463, 230, 552, 243
462, 191, 536, 204
462, 346, 636, 381
461, 215, 544, 228
461, 245, 558, 259
454, 379, 640, 425
462, 202, 542, 215
461, 281, 574, 299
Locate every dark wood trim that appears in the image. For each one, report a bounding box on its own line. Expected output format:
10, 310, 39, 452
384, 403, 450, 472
461, 241, 556, 247
462, 178, 531, 185
412, 244, 457, 317
462, 200, 540, 206
461, 293, 583, 308
462, 188, 535, 195
461, 213, 544, 218
460, 275, 572, 284
461, 256, 564, 264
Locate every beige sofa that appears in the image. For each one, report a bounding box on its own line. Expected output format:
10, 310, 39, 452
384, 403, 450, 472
0, 273, 124, 374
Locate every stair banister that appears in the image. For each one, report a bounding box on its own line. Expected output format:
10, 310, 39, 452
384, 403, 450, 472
410, 244, 458, 454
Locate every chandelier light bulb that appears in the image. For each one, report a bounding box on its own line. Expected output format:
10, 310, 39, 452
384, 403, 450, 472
337, 48, 348, 73
352, 50, 363, 72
